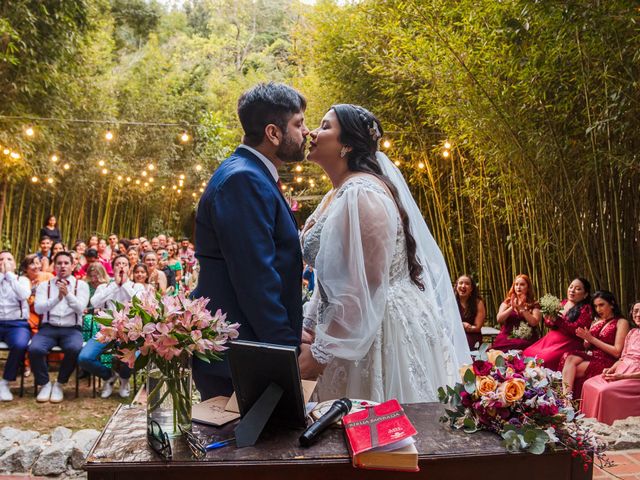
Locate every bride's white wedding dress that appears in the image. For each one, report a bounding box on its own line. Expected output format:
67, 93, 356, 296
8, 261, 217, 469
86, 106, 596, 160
302, 175, 464, 403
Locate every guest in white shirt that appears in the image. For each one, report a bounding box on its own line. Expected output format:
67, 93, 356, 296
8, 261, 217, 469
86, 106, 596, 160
31, 251, 90, 403
0, 251, 31, 401
78, 254, 143, 398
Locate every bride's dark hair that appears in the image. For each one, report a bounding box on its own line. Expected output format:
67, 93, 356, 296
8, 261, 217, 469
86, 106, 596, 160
331, 104, 424, 290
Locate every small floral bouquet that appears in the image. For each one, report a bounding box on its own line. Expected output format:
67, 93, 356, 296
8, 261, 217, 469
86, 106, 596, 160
509, 322, 534, 340
95, 290, 239, 436
539, 294, 562, 329
439, 345, 610, 471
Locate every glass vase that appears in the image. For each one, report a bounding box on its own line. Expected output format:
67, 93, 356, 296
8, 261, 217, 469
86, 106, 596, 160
146, 355, 192, 438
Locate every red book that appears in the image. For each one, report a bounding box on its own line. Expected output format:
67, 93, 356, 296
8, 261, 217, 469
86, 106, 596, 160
343, 399, 419, 472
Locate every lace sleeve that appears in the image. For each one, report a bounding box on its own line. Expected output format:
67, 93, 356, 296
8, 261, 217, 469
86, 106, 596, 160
311, 181, 397, 364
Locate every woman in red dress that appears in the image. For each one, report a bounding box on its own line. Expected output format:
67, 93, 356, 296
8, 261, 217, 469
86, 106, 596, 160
523, 278, 593, 370
454, 275, 486, 350
561, 290, 630, 398
491, 274, 541, 352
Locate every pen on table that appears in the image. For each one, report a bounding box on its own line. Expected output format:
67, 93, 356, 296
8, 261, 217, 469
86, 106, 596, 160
204, 438, 235, 451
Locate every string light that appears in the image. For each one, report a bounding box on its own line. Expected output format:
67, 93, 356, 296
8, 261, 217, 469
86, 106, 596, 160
141, 170, 148, 177
31, 176, 38, 183
199, 187, 204, 193
444, 141, 451, 149
101, 168, 108, 175
144, 182, 149, 187
177, 188, 181, 193
179, 174, 185, 180
47, 177, 54, 184
394, 160, 401, 166
98, 160, 105, 167
178, 179, 184, 187
117, 175, 123, 181
10, 152, 20, 159
148, 163, 155, 171
63, 163, 70, 170
296, 177, 303, 183
50, 154, 59, 162
442, 150, 450, 158
295, 165, 302, 172
180, 131, 190, 143
2, 149, 9, 155
105, 130, 114, 141
195, 164, 202, 172
135, 179, 140, 185
24, 126, 35, 137
382, 140, 391, 149
161, 185, 165, 190
201, 181, 206, 187
126, 177, 131, 182
281, 184, 287, 191
192, 192, 196, 198
172, 185, 177, 190
149, 177, 154, 183
418, 162, 425, 169
321, 175, 327, 180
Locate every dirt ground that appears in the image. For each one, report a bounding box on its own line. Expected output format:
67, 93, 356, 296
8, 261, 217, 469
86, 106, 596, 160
0, 356, 136, 434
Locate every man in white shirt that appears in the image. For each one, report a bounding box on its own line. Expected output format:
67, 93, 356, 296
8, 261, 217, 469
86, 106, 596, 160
31, 251, 90, 403
78, 254, 143, 398
0, 251, 31, 401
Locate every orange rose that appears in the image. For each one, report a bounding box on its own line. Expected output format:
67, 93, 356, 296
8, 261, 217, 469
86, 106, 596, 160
498, 378, 526, 404
486, 349, 505, 365
476, 376, 497, 396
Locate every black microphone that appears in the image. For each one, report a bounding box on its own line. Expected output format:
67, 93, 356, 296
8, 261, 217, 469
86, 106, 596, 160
299, 398, 352, 447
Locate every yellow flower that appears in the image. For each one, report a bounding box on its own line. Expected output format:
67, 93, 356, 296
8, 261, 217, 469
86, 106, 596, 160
476, 376, 497, 396
498, 378, 526, 404
486, 349, 505, 365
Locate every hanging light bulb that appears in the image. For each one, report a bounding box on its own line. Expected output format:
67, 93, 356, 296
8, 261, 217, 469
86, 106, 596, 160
141, 170, 148, 177
10, 152, 20, 159
295, 165, 302, 172
101, 168, 108, 175
105, 130, 114, 141
195, 164, 202, 172
179, 179, 184, 187
199, 187, 204, 193
63, 163, 70, 170
2, 149, 9, 155
418, 162, 425, 169
47, 177, 54, 184
50, 154, 59, 162
444, 141, 451, 149
201, 181, 206, 187
135, 179, 140, 185
296, 177, 303, 183
149, 177, 154, 183
31, 176, 38, 183
394, 160, 401, 166
172, 185, 177, 190
98, 160, 105, 167
321, 175, 327, 180
126, 176, 131, 182
24, 126, 35, 137
281, 184, 287, 191
180, 131, 190, 143
117, 175, 123, 181
144, 182, 149, 187
148, 163, 155, 171
442, 150, 450, 158
179, 174, 185, 180
382, 139, 391, 149
192, 192, 196, 198
161, 185, 166, 190
177, 188, 182, 194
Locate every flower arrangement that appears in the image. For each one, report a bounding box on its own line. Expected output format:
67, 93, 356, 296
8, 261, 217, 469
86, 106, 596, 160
509, 322, 534, 340
439, 345, 610, 471
539, 294, 562, 328
95, 290, 239, 436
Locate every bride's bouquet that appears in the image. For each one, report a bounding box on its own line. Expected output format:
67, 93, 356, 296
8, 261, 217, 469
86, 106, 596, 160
439, 345, 609, 471
539, 294, 562, 328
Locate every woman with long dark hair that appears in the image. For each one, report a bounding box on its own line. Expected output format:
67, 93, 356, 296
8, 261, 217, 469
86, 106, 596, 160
298, 104, 470, 402
454, 275, 486, 349
40, 215, 61, 244
560, 290, 630, 398
523, 278, 593, 370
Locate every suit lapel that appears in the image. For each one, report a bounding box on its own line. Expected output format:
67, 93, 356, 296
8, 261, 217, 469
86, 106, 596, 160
234, 147, 298, 229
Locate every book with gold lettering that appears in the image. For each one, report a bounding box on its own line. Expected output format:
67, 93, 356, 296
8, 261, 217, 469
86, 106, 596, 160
342, 398, 419, 472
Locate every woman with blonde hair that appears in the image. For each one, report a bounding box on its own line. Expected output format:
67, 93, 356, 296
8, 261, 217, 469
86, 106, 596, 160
492, 274, 542, 352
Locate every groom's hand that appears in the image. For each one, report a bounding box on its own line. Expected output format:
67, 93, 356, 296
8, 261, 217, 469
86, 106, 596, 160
298, 343, 325, 380
301, 328, 314, 344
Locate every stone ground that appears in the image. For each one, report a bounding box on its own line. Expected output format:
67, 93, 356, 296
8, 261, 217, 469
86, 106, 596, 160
595, 450, 640, 478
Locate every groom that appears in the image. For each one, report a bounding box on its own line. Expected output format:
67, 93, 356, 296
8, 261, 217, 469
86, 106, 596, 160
193, 83, 309, 400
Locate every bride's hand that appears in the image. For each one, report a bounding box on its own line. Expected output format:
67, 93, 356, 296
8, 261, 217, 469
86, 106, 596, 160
298, 343, 325, 380
301, 328, 315, 344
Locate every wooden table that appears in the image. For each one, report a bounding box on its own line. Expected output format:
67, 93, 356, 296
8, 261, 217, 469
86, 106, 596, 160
85, 402, 591, 480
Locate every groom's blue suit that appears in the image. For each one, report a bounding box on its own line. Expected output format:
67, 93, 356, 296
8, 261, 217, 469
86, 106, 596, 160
192, 146, 303, 399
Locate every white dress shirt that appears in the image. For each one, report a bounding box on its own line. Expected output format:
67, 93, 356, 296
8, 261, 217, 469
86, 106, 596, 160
34, 276, 90, 327
91, 280, 144, 311
0, 272, 31, 321
238, 144, 279, 182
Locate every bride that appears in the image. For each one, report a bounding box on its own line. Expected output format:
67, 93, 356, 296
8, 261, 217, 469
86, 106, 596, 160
298, 104, 471, 403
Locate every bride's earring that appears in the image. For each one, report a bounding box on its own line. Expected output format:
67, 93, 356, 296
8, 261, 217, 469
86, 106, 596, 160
340, 146, 348, 158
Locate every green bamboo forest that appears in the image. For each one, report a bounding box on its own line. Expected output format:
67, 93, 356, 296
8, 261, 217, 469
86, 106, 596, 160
1, 0, 639, 309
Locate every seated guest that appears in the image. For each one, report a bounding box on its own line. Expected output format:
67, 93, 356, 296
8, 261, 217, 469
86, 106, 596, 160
582, 302, 640, 424
454, 275, 486, 350
97, 238, 111, 265
73, 241, 87, 267
126, 247, 140, 273
523, 278, 593, 370
492, 274, 541, 352
31, 252, 90, 403
36, 235, 52, 272
0, 251, 31, 401
157, 249, 176, 293
78, 255, 143, 398
561, 290, 629, 398
132, 263, 154, 295
143, 252, 167, 294
78, 248, 113, 278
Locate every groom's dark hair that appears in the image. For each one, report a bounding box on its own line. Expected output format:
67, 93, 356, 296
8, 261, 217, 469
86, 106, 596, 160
238, 82, 306, 146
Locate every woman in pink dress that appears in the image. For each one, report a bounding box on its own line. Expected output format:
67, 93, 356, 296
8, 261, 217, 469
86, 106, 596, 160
560, 290, 630, 398
523, 278, 593, 370
581, 302, 640, 424
492, 274, 541, 352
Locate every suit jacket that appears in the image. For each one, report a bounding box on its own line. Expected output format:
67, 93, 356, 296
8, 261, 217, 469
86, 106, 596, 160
193, 147, 303, 381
